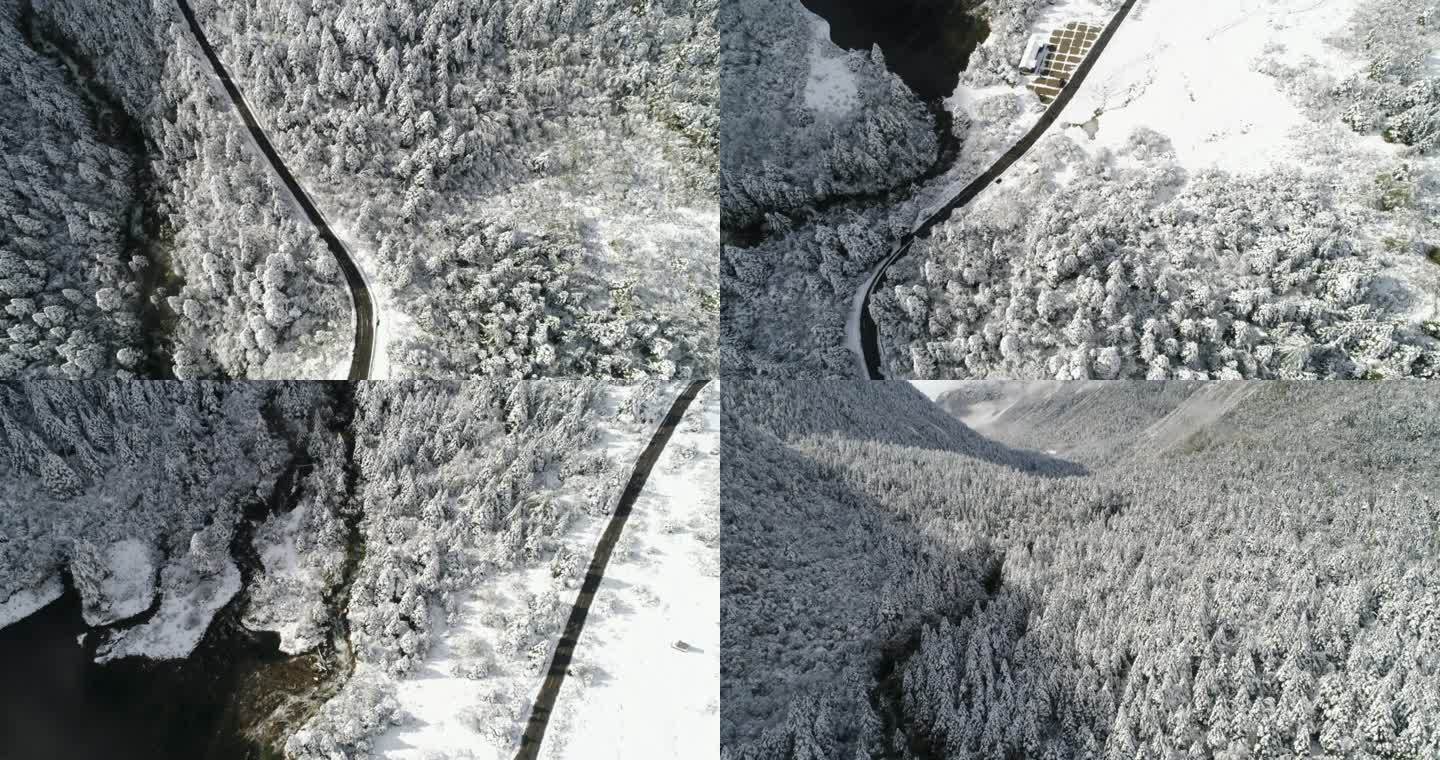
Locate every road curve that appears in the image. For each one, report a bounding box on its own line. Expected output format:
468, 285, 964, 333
514, 379, 710, 760
856, 0, 1141, 380
173, 0, 375, 381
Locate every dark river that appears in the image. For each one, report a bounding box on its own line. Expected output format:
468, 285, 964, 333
797, 0, 989, 99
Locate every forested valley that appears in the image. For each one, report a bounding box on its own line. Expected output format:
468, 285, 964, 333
0, 378, 685, 756
721, 0, 1440, 381
722, 380, 1440, 759
720, 0, 1116, 376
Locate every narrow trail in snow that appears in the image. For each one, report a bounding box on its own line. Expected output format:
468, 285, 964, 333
173, 0, 376, 380
854, 0, 1142, 379
513, 379, 710, 760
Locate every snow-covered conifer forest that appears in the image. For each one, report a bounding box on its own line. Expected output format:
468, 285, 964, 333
719, 0, 940, 231
0, 379, 719, 759
721, 0, 1440, 380
1, 0, 716, 380
722, 379, 1440, 758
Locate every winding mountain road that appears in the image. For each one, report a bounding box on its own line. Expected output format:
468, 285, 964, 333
174, 0, 376, 381
853, 0, 1141, 379
514, 379, 710, 760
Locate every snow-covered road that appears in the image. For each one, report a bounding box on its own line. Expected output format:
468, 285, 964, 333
849, 0, 1141, 378
174, 0, 377, 380
537, 383, 720, 760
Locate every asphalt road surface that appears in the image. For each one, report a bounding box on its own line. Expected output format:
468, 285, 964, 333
857, 0, 1141, 380
513, 380, 711, 760
174, 0, 375, 380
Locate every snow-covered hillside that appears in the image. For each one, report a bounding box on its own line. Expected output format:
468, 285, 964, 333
873, 0, 1440, 381
723, 379, 1440, 758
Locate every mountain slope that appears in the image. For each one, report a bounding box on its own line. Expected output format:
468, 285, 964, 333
724, 380, 1440, 759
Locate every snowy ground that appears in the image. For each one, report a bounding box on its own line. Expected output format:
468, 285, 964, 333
79, 539, 158, 627
0, 575, 64, 631
912, 0, 1374, 219
372, 384, 695, 760
1062, 0, 1368, 171
538, 384, 720, 760
97, 551, 241, 663
803, 15, 860, 116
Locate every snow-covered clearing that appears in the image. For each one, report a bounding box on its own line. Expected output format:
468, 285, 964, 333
803, 15, 859, 116
540, 383, 720, 760
1064, 0, 1366, 171
372, 385, 689, 760
916, 0, 1373, 218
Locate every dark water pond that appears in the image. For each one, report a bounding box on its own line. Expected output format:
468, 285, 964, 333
0, 404, 361, 760
0, 465, 345, 760
0, 588, 152, 760
798, 0, 990, 99
0, 570, 305, 760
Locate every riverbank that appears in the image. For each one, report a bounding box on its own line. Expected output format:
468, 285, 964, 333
0, 390, 365, 759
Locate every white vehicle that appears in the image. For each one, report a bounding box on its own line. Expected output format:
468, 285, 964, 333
1019, 34, 1052, 74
